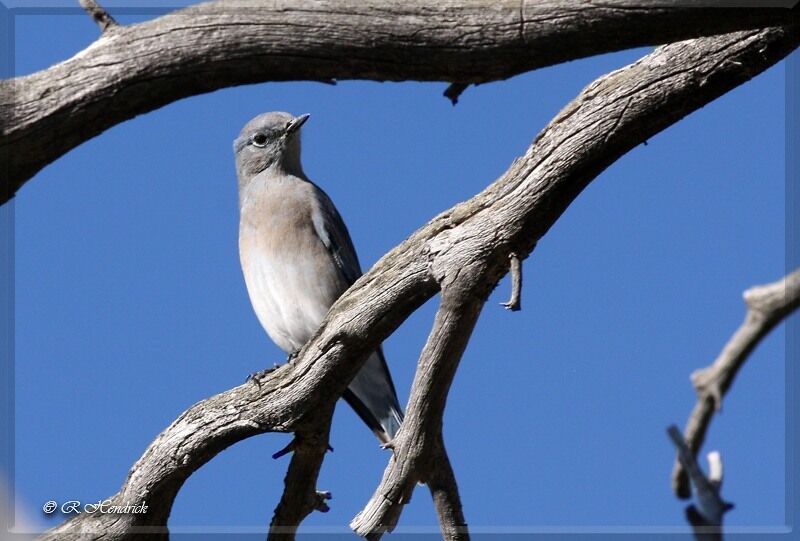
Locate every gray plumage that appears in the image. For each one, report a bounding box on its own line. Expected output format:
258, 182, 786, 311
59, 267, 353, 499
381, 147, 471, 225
234, 111, 403, 444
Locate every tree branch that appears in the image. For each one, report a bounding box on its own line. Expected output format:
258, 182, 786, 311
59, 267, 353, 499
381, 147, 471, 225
268, 415, 334, 540
2, 1, 796, 202
37, 20, 799, 539
352, 277, 488, 538
427, 442, 469, 541
672, 268, 800, 498
668, 426, 733, 541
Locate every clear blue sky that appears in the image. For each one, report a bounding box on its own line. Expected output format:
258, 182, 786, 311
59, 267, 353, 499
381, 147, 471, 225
3, 4, 796, 539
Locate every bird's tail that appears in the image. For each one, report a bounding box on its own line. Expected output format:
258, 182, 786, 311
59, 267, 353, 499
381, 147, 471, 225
343, 348, 404, 445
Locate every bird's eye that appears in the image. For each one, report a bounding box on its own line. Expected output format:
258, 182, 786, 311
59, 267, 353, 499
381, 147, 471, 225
252, 133, 268, 147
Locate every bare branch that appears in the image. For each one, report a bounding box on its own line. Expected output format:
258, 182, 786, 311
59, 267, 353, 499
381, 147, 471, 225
672, 268, 800, 498
78, 0, 118, 34
2, 2, 796, 201
706, 451, 723, 489
269, 416, 334, 540
668, 426, 733, 541
444, 83, 470, 106
427, 442, 470, 541
37, 22, 800, 539
500, 252, 523, 311
352, 284, 487, 538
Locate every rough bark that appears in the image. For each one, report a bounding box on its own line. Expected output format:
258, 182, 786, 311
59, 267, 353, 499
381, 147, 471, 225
1, 1, 797, 201
268, 417, 334, 540
352, 286, 486, 538
33, 15, 799, 539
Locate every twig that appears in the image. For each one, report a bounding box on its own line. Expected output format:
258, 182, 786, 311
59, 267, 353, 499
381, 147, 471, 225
79, 0, 118, 34
668, 426, 733, 541
500, 252, 523, 311
444, 83, 469, 105
706, 451, 723, 488
672, 268, 800, 498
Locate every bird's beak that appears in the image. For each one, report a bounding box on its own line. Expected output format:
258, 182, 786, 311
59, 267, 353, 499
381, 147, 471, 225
286, 113, 311, 135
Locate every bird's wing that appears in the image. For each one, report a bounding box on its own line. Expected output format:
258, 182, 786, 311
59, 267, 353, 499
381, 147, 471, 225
309, 184, 363, 287
309, 183, 404, 443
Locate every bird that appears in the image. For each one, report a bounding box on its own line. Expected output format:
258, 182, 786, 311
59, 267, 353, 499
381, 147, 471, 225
234, 111, 404, 445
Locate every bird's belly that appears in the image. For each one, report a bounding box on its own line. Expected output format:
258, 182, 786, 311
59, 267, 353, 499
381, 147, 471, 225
240, 239, 345, 354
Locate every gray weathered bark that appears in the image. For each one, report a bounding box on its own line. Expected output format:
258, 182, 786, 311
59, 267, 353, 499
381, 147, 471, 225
1, 0, 797, 202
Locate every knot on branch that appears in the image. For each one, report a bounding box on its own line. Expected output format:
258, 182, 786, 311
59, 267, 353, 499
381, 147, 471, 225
313, 490, 332, 513
690, 367, 723, 411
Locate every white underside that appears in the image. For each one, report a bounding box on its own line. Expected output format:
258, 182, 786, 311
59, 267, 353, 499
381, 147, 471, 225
241, 243, 341, 354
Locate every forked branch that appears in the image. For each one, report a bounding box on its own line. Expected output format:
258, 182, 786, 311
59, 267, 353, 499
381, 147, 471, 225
352, 268, 489, 539
672, 268, 800, 498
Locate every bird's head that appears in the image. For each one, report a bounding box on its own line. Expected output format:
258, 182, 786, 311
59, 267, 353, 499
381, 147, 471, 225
233, 111, 310, 184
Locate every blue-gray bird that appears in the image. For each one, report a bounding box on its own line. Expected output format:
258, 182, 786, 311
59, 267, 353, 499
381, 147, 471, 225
234, 111, 404, 445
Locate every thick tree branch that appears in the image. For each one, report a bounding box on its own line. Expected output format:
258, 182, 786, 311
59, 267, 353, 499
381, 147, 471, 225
37, 21, 799, 540
672, 268, 800, 499
2, 1, 797, 202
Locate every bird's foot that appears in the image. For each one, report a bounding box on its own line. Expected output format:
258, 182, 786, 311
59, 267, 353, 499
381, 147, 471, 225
287, 351, 300, 363
246, 363, 281, 386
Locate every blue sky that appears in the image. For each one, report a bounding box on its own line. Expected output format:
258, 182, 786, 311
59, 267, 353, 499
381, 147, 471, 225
3, 5, 796, 539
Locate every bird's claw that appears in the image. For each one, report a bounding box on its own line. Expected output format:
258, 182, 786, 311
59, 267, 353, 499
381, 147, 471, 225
246, 363, 280, 386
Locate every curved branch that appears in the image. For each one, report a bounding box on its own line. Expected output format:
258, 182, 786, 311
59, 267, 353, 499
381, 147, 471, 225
2, 1, 796, 201
39, 21, 799, 540
672, 268, 800, 499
